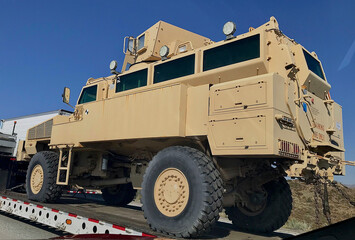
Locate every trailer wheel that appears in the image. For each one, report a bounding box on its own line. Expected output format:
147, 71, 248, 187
141, 146, 223, 238
26, 151, 63, 203
101, 183, 137, 206
225, 177, 292, 233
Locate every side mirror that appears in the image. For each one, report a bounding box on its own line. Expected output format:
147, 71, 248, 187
62, 87, 71, 104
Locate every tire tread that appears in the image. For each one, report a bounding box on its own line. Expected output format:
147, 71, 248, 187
141, 146, 223, 238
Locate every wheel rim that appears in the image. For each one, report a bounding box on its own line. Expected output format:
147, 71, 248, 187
30, 164, 44, 194
154, 168, 189, 217
237, 189, 268, 216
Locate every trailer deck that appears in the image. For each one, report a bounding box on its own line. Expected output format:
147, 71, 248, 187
0, 191, 298, 239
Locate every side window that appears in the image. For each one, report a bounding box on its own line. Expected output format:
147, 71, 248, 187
78, 85, 97, 104
116, 68, 148, 93
203, 34, 260, 71
153, 54, 195, 84
303, 49, 325, 80
138, 34, 145, 50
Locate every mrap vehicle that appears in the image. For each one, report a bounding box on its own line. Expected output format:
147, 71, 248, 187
18, 17, 345, 237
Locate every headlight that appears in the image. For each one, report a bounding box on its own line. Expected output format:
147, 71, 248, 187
110, 60, 118, 70
159, 45, 169, 58
223, 21, 236, 38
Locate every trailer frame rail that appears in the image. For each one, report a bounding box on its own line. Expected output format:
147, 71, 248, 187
0, 195, 155, 237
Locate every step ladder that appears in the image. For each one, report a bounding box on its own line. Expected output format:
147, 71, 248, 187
57, 147, 73, 185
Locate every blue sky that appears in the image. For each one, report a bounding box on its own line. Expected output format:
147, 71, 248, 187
0, 0, 354, 184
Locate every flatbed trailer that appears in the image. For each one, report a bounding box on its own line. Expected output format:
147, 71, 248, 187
0, 191, 297, 240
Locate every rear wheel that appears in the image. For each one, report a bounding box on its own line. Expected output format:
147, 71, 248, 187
225, 177, 292, 233
141, 146, 223, 238
101, 183, 136, 206
26, 151, 63, 203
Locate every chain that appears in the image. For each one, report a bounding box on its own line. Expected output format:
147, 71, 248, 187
313, 181, 321, 227
311, 174, 355, 227
313, 178, 320, 227
322, 182, 332, 225
312, 175, 332, 226
327, 180, 355, 207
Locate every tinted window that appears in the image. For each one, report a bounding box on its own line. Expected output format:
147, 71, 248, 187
78, 85, 97, 104
116, 69, 148, 92
203, 34, 260, 71
154, 55, 195, 84
303, 49, 325, 80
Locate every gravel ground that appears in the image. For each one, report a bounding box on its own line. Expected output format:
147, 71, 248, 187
0, 212, 62, 239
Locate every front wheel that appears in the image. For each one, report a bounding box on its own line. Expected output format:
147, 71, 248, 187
225, 177, 292, 233
26, 151, 63, 203
141, 146, 223, 238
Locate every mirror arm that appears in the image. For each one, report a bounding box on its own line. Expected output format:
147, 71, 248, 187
61, 93, 75, 109
65, 102, 75, 109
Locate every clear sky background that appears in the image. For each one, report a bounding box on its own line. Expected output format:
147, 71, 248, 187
0, 0, 354, 184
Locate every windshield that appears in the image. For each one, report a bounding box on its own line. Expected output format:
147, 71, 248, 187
78, 85, 97, 104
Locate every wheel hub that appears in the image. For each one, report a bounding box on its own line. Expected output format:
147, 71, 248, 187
154, 168, 189, 217
30, 164, 44, 194
237, 189, 268, 216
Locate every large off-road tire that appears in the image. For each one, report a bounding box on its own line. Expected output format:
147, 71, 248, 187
26, 151, 63, 203
141, 146, 223, 238
101, 183, 137, 206
225, 177, 292, 233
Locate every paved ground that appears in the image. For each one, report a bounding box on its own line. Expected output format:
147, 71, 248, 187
0, 211, 62, 239
1, 191, 301, 240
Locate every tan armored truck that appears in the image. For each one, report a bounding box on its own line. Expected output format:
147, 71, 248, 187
19, 17, 346, 237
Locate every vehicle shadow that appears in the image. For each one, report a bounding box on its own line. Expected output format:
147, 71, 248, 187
64, 193, 295, 239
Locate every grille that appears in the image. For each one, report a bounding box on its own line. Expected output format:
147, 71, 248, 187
27, 119, 53, 140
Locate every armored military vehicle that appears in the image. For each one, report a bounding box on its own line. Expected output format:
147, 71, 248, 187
19, 17, 346, 237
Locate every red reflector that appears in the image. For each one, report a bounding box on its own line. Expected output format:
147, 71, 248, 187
24, 202, 30, 205
68, 213, 77, 218
88, 218, 99, 223
52, 209, 59, 213
12, 199, 17, 202
2, 196, 7, 199
142, 233, 156, 237
112, 224, 125, 231
10, 158, 16, 161
37, 205, 43, 208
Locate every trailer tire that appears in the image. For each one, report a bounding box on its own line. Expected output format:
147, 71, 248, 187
101, 183, 136, 206
141, 146, 223, 238
225, 177, 292, 233
26, 151, 63, 203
